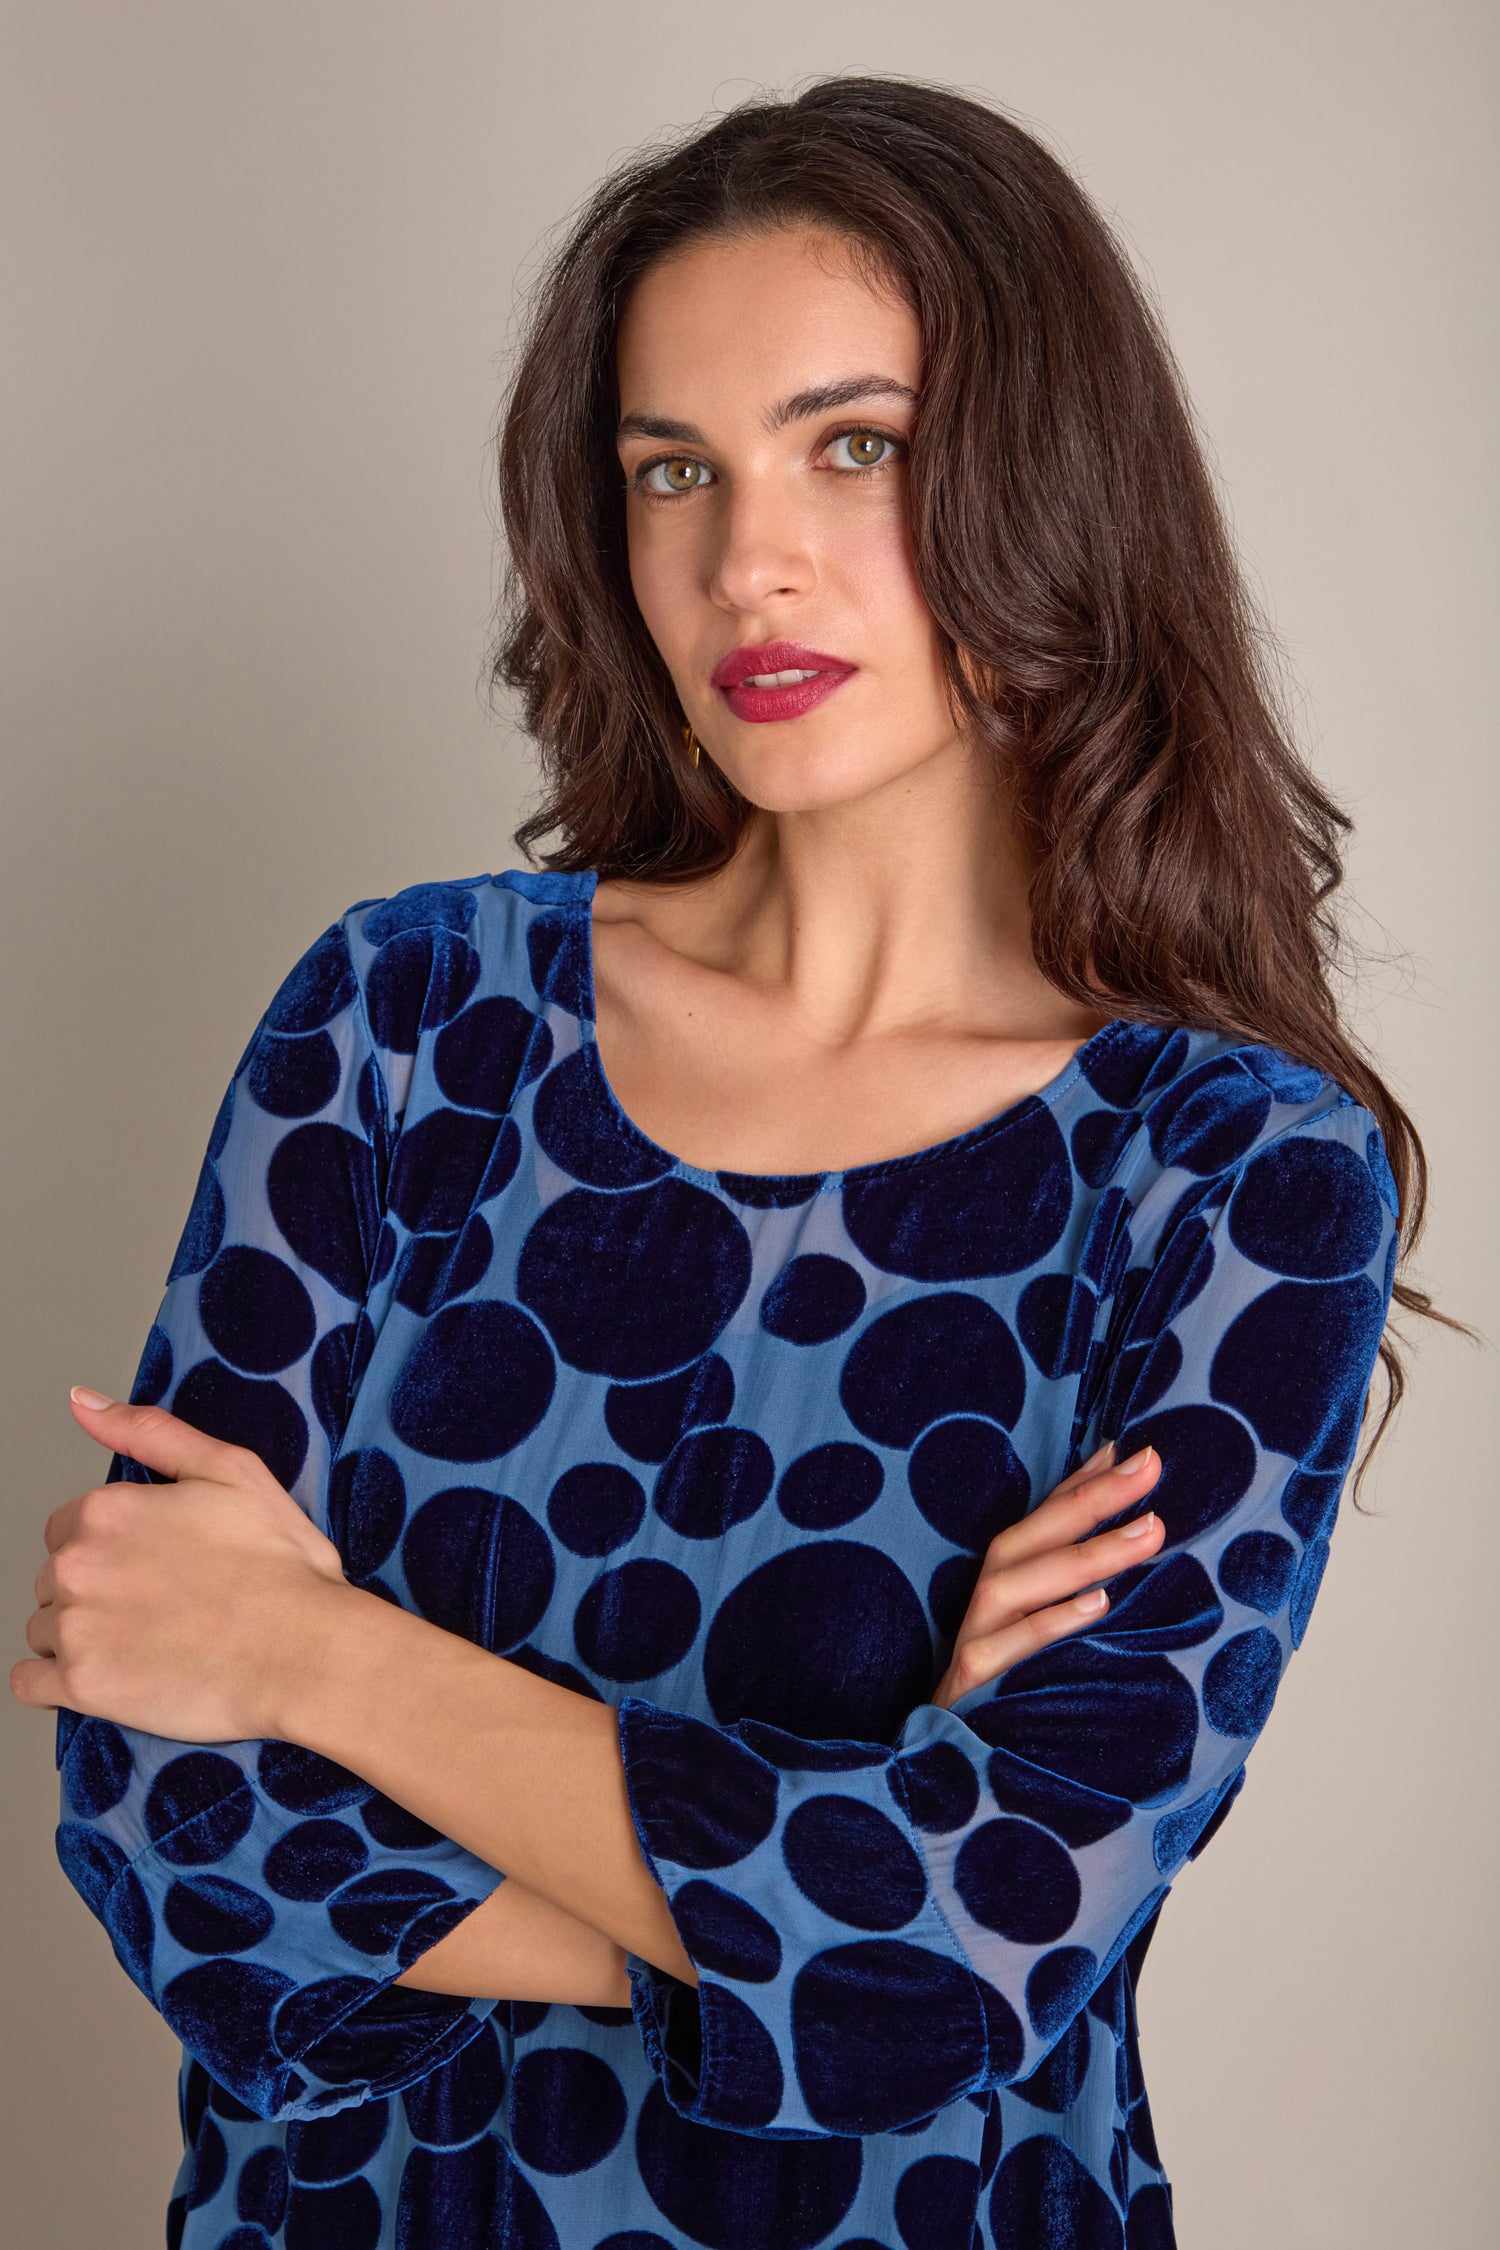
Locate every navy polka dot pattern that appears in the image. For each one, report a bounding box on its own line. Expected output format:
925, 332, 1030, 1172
56, 868, 1396, 2245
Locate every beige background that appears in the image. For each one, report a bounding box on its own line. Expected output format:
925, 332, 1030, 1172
2, 3, 1494, 2243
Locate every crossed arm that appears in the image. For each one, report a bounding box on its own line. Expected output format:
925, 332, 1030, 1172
13, 1390, 1163, 2006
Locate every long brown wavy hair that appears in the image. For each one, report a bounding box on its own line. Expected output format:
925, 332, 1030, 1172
490, 73, 1450, 1496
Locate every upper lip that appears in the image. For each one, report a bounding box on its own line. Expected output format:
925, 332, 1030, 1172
710, 642, 856, 689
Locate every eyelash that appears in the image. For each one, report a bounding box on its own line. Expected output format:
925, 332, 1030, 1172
628, 424, 907, 503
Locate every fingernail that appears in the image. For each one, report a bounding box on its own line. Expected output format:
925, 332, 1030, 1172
1082, 1440, 1116, 1472
1112, 1446, 1153, 1476
1073, 1588, 1108, 1613
1122, 1511, 1157, 1539
70, 1386, 115, 1410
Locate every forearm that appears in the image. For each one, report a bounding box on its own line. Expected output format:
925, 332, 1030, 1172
395, 1876, 631, 2005
282, 1579, 697, 1985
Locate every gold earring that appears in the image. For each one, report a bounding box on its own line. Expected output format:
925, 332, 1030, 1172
680, 723, 701, 769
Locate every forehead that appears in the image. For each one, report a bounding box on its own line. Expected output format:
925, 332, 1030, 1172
616, 227, 918, 416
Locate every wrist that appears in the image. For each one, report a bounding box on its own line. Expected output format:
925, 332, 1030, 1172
263, 1572, 398, 1747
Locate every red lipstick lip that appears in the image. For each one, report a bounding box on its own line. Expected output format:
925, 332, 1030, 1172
709, 642, 855, 690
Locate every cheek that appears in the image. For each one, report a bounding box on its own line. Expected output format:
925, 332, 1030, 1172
841, 512, 945, 682
626, 518, 696, 663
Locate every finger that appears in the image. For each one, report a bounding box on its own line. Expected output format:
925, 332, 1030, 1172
68, 1390, 244, 1484
9, 1654, 63, 1709
34, 1553, 56, 1606
1070, 1446, 1163, 1530
43, 1496, 83, 1554
991, 1447, 1160, 1566
1048, 1439, 1117, 1496
968, 1511, 1166, 1637
25, 1606, 58, 1657
943, 1585, 1114, 1701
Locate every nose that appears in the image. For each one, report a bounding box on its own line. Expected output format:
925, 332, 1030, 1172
707, 475, 816, 615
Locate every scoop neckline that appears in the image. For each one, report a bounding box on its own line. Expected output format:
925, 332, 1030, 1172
564, 868, 1132, 1195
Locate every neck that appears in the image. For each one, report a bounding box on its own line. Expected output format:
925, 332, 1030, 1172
636, 734, 1093, 1048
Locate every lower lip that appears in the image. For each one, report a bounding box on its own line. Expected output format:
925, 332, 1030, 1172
718, 669, 855, 724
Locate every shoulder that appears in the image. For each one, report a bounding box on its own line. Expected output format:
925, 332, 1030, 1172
1070, 1019, 1397, 1261
1077, 1019, 1386, 1166
330, 867, 597, 1049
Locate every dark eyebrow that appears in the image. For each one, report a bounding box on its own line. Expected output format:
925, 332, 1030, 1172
616, 374, 918, 446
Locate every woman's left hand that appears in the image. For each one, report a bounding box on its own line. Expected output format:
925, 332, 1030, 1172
10, 1390, 349, 1741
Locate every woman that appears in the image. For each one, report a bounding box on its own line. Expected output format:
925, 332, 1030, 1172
13, 75, 1427, 2250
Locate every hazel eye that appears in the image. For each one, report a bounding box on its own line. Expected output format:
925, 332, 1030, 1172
829, 430, 896, 470
640, 457, 711, 496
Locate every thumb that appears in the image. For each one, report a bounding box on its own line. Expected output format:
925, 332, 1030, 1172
68, 1388, 246, 1484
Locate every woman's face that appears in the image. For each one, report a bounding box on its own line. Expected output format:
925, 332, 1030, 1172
616, 225, 961, 814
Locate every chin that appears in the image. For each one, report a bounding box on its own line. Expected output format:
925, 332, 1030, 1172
721, 742, 936, 815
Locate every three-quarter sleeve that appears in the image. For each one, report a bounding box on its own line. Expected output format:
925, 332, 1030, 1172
53, 912, 506, 2122
616, 1092, 1398, 2137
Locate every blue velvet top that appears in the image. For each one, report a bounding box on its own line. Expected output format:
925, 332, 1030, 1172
55, 866, 1397, 2250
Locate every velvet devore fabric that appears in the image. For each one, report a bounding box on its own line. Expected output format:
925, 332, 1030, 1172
55, 867, 1397, 2248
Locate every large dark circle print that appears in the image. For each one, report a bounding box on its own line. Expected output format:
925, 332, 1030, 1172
388, 1110, 507, 1235
840, 1294, 1025, 1448
167, 1157, 225, 1279
508, 2046, 627, 2174
605, 1354, 735, 1464
364, 928, 480, 1054
62, 1720, 132, 1819
267, 1124, 378, 1303
1228, 1135, 1384, 1280
325, 1449, 405, 1580
526, 906, 592, 1018
400, 2020, 505, 2148
1017, 1274, 1096, 1380
973, 1643, 1199, 1806
389, 1301, 555, 1462
908, 1418, 1031, 1552
777, 1441, 883, 1531
791, 1940, 985, 2134
516, 1181, 751, 1379
693, 1987, 785, 2129
248, 1029, 341, 1120
669, 1881, 782, 1982
572, 1558, 701, 1682
199, 1247, 316, 1375
1202, 1626, 1282, 1738
703, 1542, 932, 1740
893, 2153, 982, 2250
989, 2134, 1124, 2250
760, 1254, 867, 1345
843, 1101, 1071, 1280
266, 925, 358, 1034
636, 2080, 862, 2250
286, 2098, 389, 2184
953, 1818, 1080, 1945
161, 1962, 294, 2097
1112, 1404, 1257, 1549
1210, 1276, 1386, 1464
653, 1425, 775, 1539
402, 1488, 554, 1652
533, 1046, 673, 1189
546, 1461, 645, 1557
1144, 1060, 1272, 1177
1079, 1023, 1181, 1109
434, 994, 551, 1116
781, 1796, 928, 1931
365, 883, 478, 944
616, 1709, 779, 1870
395, 2139, 522, 2250
172, 1359, 308, 1492
164, 1873, 275, 1957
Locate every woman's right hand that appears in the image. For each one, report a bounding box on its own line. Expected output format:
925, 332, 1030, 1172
930, 1442, 1166, 1709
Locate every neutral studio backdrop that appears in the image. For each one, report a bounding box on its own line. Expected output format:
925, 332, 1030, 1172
2, 4, 1494, 2243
